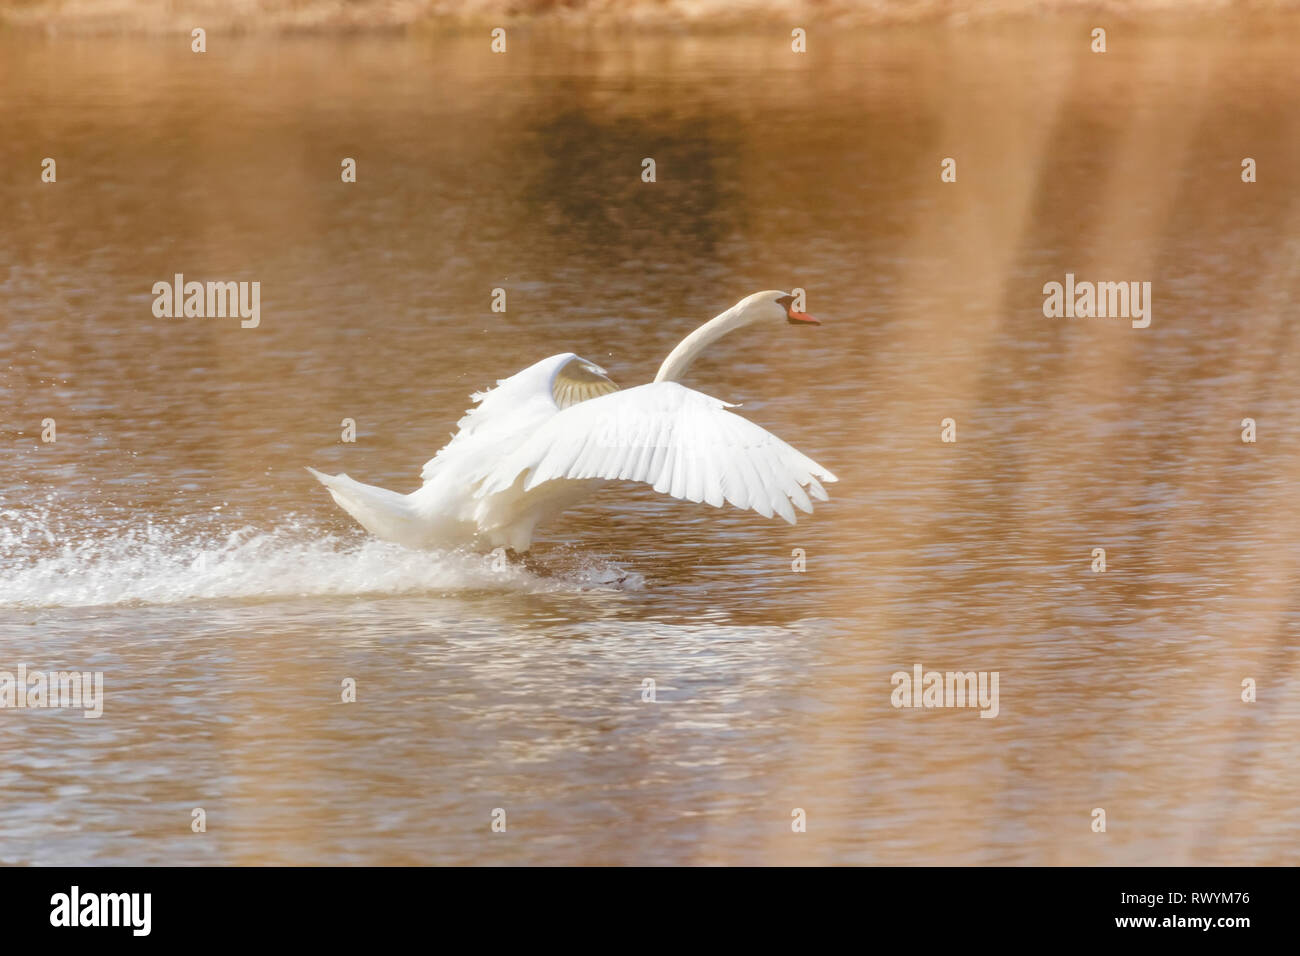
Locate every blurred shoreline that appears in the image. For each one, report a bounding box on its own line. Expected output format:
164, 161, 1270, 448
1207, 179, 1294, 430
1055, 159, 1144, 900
6, 0, 1300, 35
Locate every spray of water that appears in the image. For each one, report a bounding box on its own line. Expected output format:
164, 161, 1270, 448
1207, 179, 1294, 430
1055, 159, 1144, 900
0, 504, 638, 609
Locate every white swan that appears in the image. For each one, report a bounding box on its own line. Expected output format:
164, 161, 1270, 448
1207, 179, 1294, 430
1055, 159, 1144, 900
308, 290, 838, 551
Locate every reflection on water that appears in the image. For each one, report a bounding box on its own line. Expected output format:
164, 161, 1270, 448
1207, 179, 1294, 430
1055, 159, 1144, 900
1, 21, 1299, 864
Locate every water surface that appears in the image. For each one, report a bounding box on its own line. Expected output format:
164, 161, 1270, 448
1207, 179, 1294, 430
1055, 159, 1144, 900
2, 22, 1299, 864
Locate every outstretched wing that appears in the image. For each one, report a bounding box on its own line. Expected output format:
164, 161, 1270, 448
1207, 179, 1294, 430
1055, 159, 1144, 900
420, 353, 618, 485
476, 381, 837, 523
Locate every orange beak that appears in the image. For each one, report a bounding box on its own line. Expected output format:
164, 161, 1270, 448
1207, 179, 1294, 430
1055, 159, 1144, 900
786, 310, 821, 325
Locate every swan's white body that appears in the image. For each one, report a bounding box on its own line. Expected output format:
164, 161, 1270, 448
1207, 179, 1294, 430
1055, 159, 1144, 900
309, 291, 838, 552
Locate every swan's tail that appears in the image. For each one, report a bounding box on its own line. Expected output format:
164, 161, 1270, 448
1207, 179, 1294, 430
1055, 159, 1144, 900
306, 467, 422, 546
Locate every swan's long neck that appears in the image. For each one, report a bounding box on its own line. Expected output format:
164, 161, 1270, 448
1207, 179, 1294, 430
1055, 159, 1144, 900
653, 304, 748, 384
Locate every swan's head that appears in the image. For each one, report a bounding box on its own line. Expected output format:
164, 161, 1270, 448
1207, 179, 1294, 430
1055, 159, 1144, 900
735, 289, 821, 327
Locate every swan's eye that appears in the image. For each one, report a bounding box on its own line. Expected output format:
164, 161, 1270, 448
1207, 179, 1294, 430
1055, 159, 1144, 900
775, 295, 794, 311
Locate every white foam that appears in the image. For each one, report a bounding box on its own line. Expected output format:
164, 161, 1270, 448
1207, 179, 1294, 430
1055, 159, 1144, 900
0, 506, 636, 609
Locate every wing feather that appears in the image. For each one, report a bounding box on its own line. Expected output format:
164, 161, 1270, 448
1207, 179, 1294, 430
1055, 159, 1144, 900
477, 381, 838, 524
552, 358, 620, 409
422, 353, 619, 487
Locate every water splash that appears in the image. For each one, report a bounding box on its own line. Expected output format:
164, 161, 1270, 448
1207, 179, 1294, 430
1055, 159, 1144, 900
0, 505, 638, 609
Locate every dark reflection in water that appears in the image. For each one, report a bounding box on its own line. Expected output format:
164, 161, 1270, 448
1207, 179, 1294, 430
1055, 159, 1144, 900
1, 22, 1298, 864
521, 110, 742, 267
